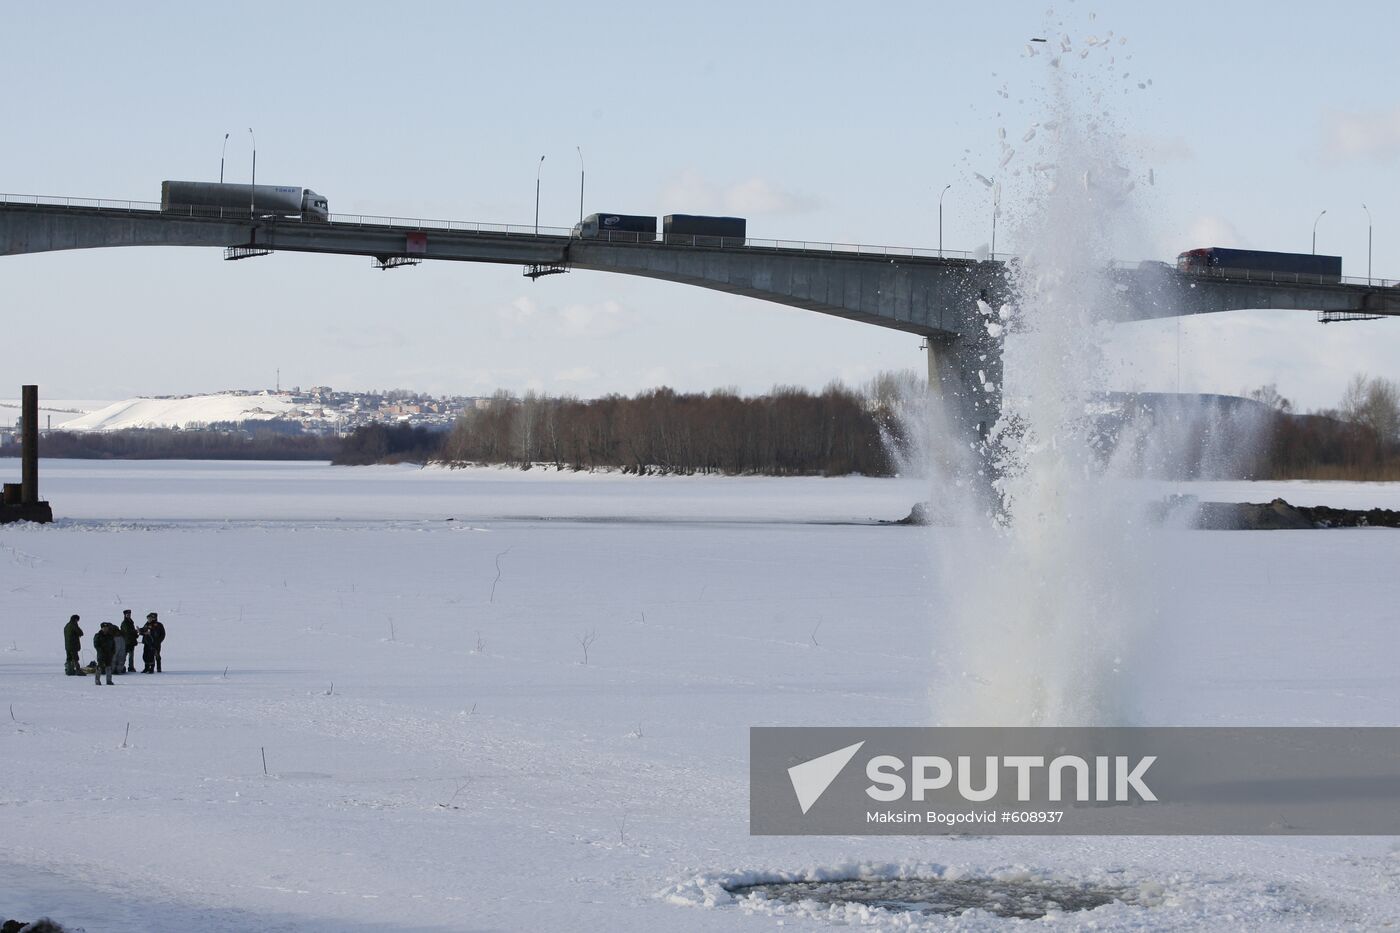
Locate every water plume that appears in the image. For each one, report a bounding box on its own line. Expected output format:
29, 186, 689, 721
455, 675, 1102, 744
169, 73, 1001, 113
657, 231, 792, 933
929, 22, 1166, 727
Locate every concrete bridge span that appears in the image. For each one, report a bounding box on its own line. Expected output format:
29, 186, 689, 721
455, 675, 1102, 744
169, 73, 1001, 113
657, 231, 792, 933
4, 197, 1398, 447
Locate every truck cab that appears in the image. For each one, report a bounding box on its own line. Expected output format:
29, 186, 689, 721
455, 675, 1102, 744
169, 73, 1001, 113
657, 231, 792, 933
301, 190, 330, 222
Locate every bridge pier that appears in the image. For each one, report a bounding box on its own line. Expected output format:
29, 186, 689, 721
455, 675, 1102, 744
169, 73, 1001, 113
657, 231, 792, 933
926, 326, 1004, 508
926, 331, 1002, 444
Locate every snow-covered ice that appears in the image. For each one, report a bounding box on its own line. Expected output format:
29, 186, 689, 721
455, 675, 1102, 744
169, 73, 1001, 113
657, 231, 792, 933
2, 462, 1398, 931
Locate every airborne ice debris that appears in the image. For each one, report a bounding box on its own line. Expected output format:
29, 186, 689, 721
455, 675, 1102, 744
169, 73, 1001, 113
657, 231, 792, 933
1148, 168, 1155, 186
1000, 148, 1016, 167
1023, 128, 1037, 142
975, 173, 995, 188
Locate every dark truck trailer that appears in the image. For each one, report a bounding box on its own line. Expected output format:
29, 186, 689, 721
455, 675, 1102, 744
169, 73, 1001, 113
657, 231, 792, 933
663, 214, 747, 245
1177, 247, 1342, 282
572, 213, 656, 241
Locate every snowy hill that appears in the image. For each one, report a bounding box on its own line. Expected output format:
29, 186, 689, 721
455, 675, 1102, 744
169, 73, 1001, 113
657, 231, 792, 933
0, 399, 115, 430
60, 393, 317, 431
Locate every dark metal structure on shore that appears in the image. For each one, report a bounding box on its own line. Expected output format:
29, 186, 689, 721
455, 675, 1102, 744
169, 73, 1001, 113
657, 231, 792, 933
1, 385, 54, 523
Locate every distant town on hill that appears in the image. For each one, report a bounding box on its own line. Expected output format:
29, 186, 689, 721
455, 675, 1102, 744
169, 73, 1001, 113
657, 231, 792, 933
0, 386, 499, 440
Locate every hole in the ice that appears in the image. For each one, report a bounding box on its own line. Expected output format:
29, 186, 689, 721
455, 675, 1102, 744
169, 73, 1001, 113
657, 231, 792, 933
724, 876, 1134, 920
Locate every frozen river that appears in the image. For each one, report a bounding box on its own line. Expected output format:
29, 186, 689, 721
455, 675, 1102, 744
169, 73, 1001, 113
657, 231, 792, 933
2, 461, 1398, 931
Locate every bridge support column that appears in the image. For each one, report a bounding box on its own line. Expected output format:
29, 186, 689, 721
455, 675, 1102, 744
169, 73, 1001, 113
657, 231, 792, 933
926, 329, 1003, 505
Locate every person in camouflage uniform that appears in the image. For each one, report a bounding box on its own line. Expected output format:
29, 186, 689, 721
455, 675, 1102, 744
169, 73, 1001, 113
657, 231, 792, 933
93, 622, 117, 686
63, 614, 83, 675
145, 612, 166, 672
119, 610, 138, 674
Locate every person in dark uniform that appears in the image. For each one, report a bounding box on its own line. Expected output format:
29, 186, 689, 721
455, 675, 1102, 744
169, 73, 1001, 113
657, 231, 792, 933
93, 622, 117, 686
138, 621, 157, 673
119, 610, 138, 674
63, 614, 83, 676
145, 612, 166, 672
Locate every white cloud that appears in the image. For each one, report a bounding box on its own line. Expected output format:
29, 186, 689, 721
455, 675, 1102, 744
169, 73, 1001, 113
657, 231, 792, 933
495, 296, 539, 325
493, 297, 631, 339
554, 366, 599, 384
1319, 106, 1400, 163
658, 171, 820, 217
722, 177, 821, 215
558, 299, 628, 337
1167, 215, 1247, 252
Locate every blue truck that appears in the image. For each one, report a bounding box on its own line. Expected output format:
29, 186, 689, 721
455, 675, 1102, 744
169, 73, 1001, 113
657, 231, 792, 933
1177, 247, 1342, 282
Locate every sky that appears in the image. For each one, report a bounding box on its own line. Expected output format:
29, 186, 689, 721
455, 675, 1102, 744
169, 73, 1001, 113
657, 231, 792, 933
3, 0, 1399, 412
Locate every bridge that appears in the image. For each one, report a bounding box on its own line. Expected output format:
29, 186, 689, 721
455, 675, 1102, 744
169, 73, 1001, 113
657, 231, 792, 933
4, 193, 1399, 444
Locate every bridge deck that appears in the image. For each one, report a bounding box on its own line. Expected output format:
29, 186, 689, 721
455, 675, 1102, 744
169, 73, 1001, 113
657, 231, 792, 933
3, 198, 1399, 329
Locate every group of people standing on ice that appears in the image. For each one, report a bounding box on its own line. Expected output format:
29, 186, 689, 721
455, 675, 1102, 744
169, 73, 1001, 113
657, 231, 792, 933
63, 609, 166, 684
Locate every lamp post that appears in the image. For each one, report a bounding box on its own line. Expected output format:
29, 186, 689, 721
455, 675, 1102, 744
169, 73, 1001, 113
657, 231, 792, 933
248, 127, 257, 216
535, 154, 545, 235
938, 184, 951, 258
1311, 208, 1326, 255
220, 132, 229, 184
1362, 203, 1372, 284
576, 146, 585, 227
990, 181, 1000, 260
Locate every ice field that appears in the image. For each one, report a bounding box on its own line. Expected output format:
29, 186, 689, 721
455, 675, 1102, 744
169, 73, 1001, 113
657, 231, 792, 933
2, 461, 1399, 931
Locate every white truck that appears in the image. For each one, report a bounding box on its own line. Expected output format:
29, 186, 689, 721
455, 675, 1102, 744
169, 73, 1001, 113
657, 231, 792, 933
160, 181, 330, 221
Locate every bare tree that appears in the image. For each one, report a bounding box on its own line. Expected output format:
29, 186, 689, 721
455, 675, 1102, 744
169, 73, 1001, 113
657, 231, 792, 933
1340, 374, 1400, 446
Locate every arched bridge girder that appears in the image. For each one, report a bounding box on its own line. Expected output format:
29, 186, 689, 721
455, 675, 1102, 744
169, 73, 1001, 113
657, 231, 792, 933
0, 204, 1002, 341
0, 207, 251, 256
565, 241, 1001, 339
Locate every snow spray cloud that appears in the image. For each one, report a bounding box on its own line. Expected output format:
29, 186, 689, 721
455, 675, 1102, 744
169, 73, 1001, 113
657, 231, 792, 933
931, 18, 1170, 727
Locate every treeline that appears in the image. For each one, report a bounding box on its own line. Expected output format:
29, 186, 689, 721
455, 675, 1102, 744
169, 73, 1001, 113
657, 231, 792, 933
1250, 375, 1400, 480
2, 424, 341, 461
435, 384, 904, 476
332, 423, 445, 465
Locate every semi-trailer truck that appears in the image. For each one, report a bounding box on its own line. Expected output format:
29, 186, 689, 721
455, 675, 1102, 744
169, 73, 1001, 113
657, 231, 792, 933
572, 213, 657, 240
663, 214, 746, 245
160, 181, 330, 221
1177, 247, 1342, 282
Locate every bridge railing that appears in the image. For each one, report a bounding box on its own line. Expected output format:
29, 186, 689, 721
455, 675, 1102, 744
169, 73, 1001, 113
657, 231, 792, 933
0, 192, 163, 213
561, 228, 989, 262
328, 209, 576, 238
0, 192, 1010, 262
1111, 259, 1400, 289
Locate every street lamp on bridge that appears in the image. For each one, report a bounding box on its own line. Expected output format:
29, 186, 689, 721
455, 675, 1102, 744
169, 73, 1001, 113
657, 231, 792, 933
220, 132, 229, 184
535, 154, 545, 235
1362, 203, 1373, 284
939, 184, 951, 257
248, 127, 257, 215
990, 180, 1001, 259
1312, 208, 1326, 255
576, 147, 585, 227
